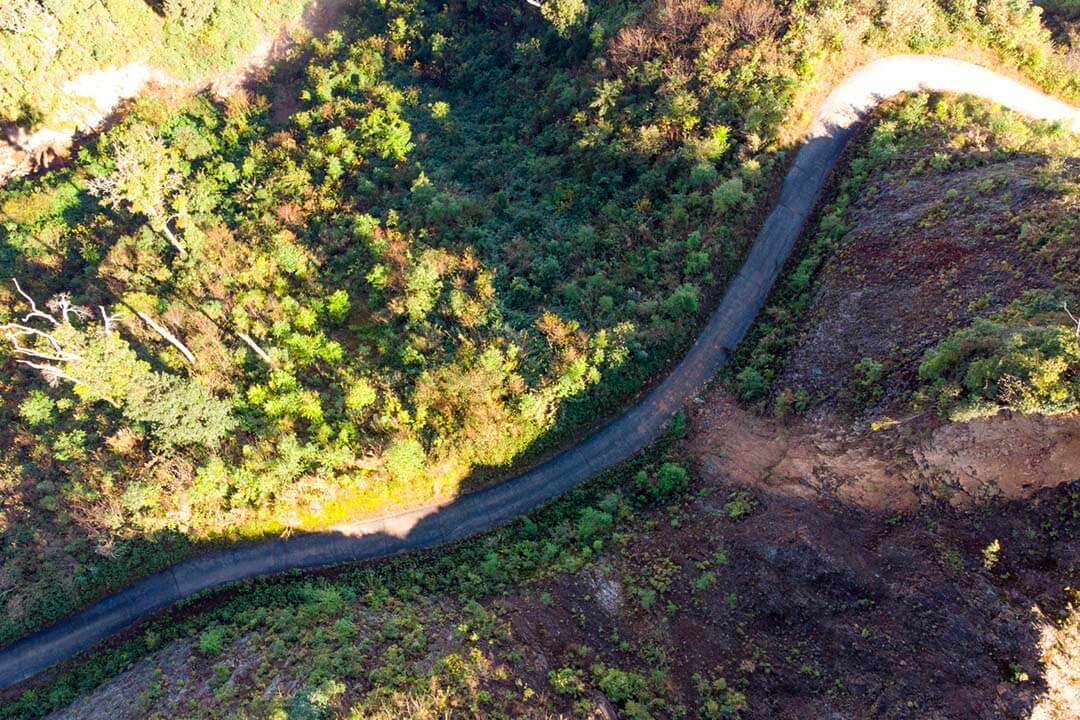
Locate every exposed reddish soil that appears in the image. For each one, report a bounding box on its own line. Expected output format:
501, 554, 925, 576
494, 451, 1080, 719
688, 391, 1080, 512
48, 380, 1080, 719
35, 94, 1080, 720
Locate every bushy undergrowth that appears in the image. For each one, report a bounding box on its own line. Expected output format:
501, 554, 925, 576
0, 0, 1078, 650
727, 92, 1080, 412
0, 0, 307, 128
0, 444, 690, 720
919, 289, 1080, 420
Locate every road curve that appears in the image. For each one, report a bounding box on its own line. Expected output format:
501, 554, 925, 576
2, 55, 1079, 693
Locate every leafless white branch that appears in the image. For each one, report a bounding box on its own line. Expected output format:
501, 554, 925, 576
1065, 301, 1080, 346
135, 310, 196, 364
11, 277, 59, 326
238, 332, 274, 365
161, 213, 187, 256
47, 293, 92, 324
4, 338, 78, 363
14, 360, 78, 386
2, 279, 90, 386
2, 324, 68, 357
98, 306, 124, 335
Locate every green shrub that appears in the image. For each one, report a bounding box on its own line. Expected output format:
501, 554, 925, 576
18, 390, 55, 428
735, 366, 769, 400
125, 374, 236, 452
694, 672, 746, 719
663, 284, 701, 321
345, 378, 377, 414
549, 667, 586, 696
384, 439, 426, 485
711, 177, 752, 215
198, 625, 226, 656
287, 680, 345, 720
576, 506, 613, 542
592, 664, 650, 705
325, 289, 351, 324
723, 491, 756, 520
120, 482, 161, 515
918, 291, 1080, 419
692, 571, 717, 591
852, 356, 885, 401
540, 0, 588, 37
654, 462, 689, 500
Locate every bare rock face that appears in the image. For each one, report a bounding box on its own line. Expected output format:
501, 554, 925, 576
590, 570, 624, 617
918, 412, 1080, 505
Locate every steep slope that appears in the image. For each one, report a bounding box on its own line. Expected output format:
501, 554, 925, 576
3, 0, 1080, 666
3, 55, 1079, 693
5, 93, 1079, 720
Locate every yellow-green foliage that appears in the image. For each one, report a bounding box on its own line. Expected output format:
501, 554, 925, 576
919, 290, 1080, 420
0, 0, 306, 127
1, 0, 1079, 658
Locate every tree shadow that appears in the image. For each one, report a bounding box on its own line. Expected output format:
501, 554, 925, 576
0, 110, 1061, 693
142, 0, 168, 19
1, 1, 1079, 712
2, 451, 1077, 718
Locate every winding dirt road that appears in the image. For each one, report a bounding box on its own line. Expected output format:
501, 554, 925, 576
1, 55, 1079, 693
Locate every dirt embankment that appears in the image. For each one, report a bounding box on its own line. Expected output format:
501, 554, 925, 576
779, 156, 1080, 411
47, 397, 1080, 719
688, 390, 1080, 512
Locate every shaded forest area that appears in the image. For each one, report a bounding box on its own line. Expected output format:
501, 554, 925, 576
1, 0, 1078, 651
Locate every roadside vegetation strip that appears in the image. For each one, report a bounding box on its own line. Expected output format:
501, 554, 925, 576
0, 54, 1077, 693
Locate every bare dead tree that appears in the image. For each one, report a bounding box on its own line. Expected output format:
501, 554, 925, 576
85, 126, 188, 256
237, 331, 274, 366
99, 306, 120, 335
1, 278, 86, 386
610, 25, 655, 69
716, 0, 780, 44
1065, 301, 1080, 347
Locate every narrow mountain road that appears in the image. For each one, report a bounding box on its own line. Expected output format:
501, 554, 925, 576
2, 55, 1078, 693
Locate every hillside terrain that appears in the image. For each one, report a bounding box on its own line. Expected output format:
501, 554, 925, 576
0, 0, 331, 179
3, 0, 1080, 660
4, 92, 1078, 720
0, 0, 309, 128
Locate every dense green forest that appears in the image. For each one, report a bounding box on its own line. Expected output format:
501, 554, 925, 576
0, 0, 1078, 648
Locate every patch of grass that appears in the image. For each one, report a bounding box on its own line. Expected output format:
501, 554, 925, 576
723, 491, 756, 521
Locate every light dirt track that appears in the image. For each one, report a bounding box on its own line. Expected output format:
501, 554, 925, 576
1, 54, 1078, 694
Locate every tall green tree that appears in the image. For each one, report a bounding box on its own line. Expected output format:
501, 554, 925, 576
86, 124, 189, 255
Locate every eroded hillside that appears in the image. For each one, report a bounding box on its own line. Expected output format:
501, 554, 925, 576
10, 0, 1078, 655
8, 93, 1079, 720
